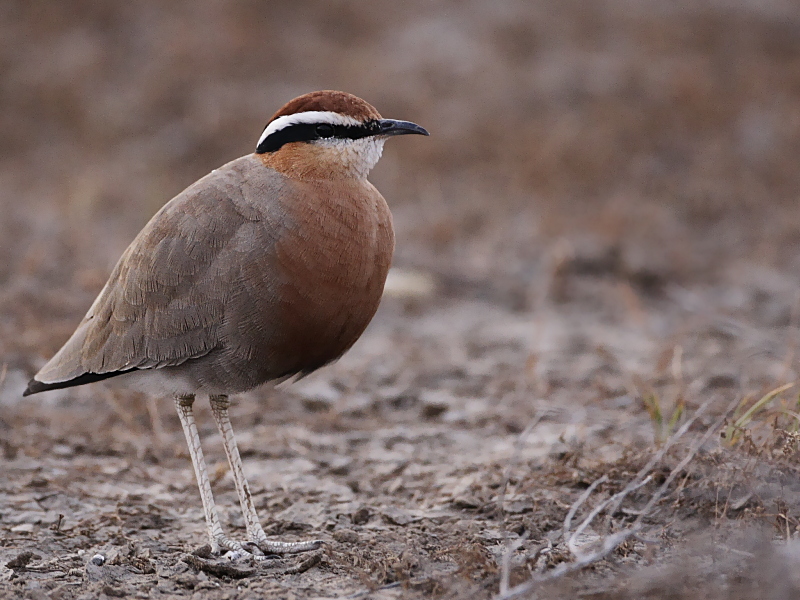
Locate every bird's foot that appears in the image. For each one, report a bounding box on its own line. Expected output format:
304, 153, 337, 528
247, 536, 323, 556
207, 536, 267, 561
205, 535, 323, 561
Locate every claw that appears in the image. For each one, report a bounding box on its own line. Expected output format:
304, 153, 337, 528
214, 535, 270, 561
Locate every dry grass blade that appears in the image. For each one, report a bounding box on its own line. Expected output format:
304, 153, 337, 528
723, 382, 795, 445
494, 397, 739, 600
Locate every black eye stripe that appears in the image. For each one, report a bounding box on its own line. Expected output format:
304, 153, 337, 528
256, 120, 381, 153
316, 124, 334, 137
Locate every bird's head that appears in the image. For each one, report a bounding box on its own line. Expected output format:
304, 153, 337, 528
256, 90, 428, 180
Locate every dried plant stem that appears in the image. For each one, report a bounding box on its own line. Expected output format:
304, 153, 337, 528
568, 475, 652, 558
494, 397, 738, 600
604, 396, 713, 522
562, 475, 608, 539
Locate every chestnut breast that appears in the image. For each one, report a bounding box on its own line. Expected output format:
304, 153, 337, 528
210, 169, 395, 387
272, 177, 394, 375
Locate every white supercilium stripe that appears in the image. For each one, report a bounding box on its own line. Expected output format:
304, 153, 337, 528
257, 111, 362, 149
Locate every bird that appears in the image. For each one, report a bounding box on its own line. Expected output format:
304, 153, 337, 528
23, 90, 428, 560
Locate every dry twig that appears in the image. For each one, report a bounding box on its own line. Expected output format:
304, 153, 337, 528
562, 475, 608, 539
567, 475, 652, 558
494, 397, 737, 600
604, 396, 713, 522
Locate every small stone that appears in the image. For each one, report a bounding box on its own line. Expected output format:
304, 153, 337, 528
195, 579, 221, 590
419, 390, 454, 419
351, 506, 370, 525
52, 444, 74, 457
101, 585, 126, 597
452, 496, 481, 509
191, 544, 213, 558
505, 500, 535, 514
175, 573, 199, 589
477, 528, 509, 542
381, 506, 415, 526
332, 529, 359, 543
90, 554, 105, 566
5, 551, 36, 569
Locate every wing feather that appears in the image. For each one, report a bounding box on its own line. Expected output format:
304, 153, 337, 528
32, 156, 275, 387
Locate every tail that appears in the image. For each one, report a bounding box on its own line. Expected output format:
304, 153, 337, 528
23, 369, 137, 396
23, 313, 136, 396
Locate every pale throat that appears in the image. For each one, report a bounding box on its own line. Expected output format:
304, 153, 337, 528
326, 137, 386, 179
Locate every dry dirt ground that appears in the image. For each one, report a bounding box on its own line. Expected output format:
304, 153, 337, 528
4, 1, 800, 598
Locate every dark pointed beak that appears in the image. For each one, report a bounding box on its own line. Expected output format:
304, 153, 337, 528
378, 119, 429, 137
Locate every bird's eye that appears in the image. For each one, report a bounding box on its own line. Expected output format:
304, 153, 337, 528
315, 124, 335, 138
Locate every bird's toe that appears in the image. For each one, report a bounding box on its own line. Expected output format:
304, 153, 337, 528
253, 537, 324, 555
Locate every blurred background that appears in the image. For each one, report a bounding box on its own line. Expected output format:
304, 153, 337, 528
3, 0, 800, 371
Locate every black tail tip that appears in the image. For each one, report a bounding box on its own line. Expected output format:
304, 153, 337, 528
22, 369, 137, 397
23, 379, 46, 396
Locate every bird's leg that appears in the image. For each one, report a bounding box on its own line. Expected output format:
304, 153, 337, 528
174, 394, 252, 559
209, 394, 322, 555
